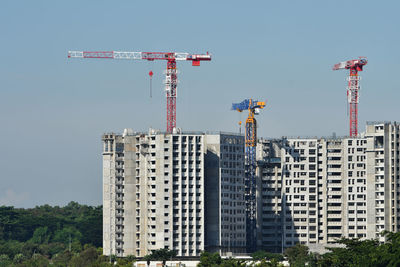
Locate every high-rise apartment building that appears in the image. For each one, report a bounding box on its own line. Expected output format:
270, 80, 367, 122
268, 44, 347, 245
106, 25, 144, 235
102, 129, 246, 257
102, 122, 400, 256
256, 122, 400, 253
365, 122, 400, 241
204, 134, 246, 254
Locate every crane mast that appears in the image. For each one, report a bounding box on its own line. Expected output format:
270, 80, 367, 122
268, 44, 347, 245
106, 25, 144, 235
333, 57, 367, 137
232, 99, 266, 252
68, 50, 211, 133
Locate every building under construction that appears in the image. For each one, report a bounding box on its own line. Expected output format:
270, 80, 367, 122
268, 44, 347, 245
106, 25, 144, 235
102, 129, 246, 257
69, 49, 400, 255
102, 121, 400, 256
256, 121, 400, 253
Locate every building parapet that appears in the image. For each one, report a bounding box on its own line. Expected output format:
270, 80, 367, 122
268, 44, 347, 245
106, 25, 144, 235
366, 121, 394, 125
104, 129, 244, 137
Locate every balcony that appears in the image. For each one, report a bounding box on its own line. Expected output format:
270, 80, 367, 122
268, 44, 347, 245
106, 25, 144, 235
327, 221, 342, 226
327, 206, 342, 211
327, 213, 342, 218
327, 152, 342, 158
115, 187, 124, 194
327, 229, 343, 234
328, 198, 342, 203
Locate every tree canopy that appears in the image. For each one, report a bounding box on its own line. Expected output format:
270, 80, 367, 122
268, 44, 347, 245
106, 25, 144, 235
0, 202, 109, 266
2, 202, 400, 267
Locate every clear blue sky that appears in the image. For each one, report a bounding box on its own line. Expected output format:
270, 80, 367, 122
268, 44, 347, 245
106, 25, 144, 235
1, 1, 399, 207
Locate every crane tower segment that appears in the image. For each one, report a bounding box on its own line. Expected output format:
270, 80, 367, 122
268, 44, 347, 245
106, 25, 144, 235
232, 98, 266, 252
333, 57, 367, 137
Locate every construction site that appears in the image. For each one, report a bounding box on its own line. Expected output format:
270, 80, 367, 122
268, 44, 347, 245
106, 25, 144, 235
67, 51, 400, 257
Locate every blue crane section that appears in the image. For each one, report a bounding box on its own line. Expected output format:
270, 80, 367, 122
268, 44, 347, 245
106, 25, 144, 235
232, 98, 266, 252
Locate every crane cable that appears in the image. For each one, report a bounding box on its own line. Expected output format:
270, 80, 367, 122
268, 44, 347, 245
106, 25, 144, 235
149, 70, 153, 98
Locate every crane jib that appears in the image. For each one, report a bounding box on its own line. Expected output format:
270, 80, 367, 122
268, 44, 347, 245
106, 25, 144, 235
83, 51, 114, 58
67, 49, 211, 133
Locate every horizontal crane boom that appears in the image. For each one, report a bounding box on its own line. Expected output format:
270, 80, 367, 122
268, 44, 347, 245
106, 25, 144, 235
332, 57, 367, 71
68, 51, 211, 65
232, 99, 266, 112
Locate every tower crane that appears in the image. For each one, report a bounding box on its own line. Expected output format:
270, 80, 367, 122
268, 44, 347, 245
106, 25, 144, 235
333, 57, 367, 137
232, 98, 266, 252
68, 51, 211, 133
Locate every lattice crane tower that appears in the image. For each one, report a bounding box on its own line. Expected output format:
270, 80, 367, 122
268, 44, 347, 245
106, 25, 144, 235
333, 57, 368, 137
232, 98, 266, 252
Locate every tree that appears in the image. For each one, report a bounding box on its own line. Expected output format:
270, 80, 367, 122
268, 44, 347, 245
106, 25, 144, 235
69, 246, 98, 267
198, 251, 222, 267
13, 253, 25, 264
52, 250, 73, 267
251, 250, 284, 262
143, 254, 151, 267
0, 240, 24, 259
0, 254, 11, 267
143, 248, 177, 267
40, 242, 65, 257
52, 226, 82, 246
253, 259, 284, 267
30, 226, 51, 244
219, 257, 247, 267
252, 250, 269, 261
125, 254, 136, 262
284, 243, 309, 267
21, 241, 38, 258
116, 255, 137, 267
25, 253, 50, 267
318, 238, 387, 267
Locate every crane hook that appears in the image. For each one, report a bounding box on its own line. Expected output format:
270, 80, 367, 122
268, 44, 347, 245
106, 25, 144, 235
149, 70, 153, 98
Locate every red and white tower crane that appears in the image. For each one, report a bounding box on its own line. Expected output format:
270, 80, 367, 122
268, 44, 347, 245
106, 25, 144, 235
333, 57, 367, 137
68, 51, 211, 133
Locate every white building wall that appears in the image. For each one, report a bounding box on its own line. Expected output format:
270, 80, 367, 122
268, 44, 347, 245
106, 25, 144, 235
204, 134, 246, 254
256, 123, 400, 252
103, 130, 246, 257
365, 122, 400, 241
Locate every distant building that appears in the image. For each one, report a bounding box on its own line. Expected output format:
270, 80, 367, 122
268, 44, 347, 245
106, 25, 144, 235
102, 129, 246, 257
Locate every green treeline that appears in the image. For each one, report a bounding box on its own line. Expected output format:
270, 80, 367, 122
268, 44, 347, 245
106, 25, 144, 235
2, 202, 400, 266
0, 202, 102, 247
198, 232, 400, 267
0, 202, 126, 266
282, 232, 400, 267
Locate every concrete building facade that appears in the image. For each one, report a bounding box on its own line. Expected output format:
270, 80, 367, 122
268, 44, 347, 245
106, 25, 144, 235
204, 134, 247, 254
365, 122, 400, 241
102, 122, 400, 256
256, 122, 400, 253
102, 129, 246, 257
